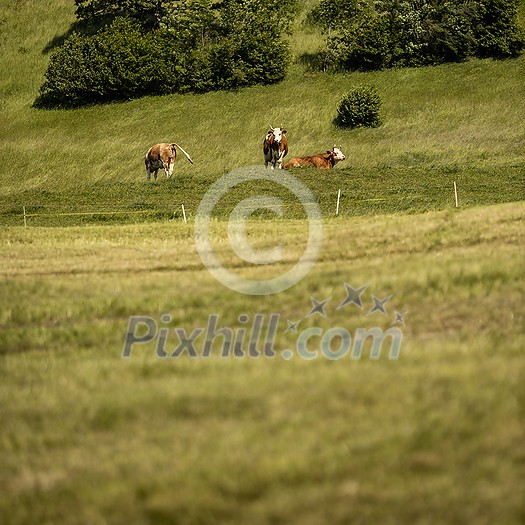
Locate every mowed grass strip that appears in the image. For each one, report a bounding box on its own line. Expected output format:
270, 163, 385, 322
1, 202, 523, 352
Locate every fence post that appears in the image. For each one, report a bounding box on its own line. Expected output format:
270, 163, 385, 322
181, 204, 187, 224
23, 206, 27, 227
453, 181, 458, 208
336, 189, 341, 216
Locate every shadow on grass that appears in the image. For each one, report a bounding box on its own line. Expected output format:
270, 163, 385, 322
43, 20, 89, 55
297, 52, 329, 72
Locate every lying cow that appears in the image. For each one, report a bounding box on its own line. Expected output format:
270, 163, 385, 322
284, 146, 346, 169
263, 127, 288, 169
145, 142, 193, 181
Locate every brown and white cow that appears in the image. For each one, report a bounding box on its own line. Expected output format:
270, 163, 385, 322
263, 127, 288, 169
284, 146, 346, 169
145, 142, 193, 181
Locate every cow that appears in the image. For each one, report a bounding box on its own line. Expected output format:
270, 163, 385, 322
145, 142, 193, 181
284, 146, 346, 169
263, 127, 288, 169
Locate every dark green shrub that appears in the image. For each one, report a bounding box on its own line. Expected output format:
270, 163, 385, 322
37, 0, 295, 107
473, 0, 525, 58
35, 18, 181, 107
36, 32, 110, 108
206, 0, 293, 88
335, 86, 382, 129
386, 1, 478, 67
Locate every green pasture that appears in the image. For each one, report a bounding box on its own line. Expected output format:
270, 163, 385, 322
1, 54, 524, 225
1, 0, 524, 523
0, 1, 524, 226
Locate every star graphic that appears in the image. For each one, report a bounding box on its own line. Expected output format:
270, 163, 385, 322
367, 294, 393, 316
306, 297, 331, 318
284, 319, 301, 333
392, 311, 408, 325
337, 283, 368, 310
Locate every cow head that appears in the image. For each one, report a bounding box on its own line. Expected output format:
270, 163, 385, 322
331, 146, 345, 161
268, 126, 286, 144
324, 146, 346, 167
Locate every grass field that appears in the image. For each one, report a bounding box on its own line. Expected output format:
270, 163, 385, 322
1, 0, 525, 523
1, 203, 524, 524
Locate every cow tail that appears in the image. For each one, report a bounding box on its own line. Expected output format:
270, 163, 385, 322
173, 142, 194, 165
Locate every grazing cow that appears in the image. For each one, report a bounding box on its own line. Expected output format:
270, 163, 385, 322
263, 127, 288, 169
284, 146, 346, 169
145, 142, 193, 181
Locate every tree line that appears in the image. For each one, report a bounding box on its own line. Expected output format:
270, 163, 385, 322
35, 0, 524, 108
307, 0, 524, 71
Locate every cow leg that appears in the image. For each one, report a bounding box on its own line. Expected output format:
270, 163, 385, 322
153, 169, 158, 181
146, 167, 151, 181
165, 160, 174, 179
277, 152, 285, 169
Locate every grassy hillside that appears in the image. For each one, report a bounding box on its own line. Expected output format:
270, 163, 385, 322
1, 56, 523, 224
1, 1, 524, 524
0, 1, 524, 224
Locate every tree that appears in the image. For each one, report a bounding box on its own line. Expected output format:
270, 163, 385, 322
36, 0, 297, 107
472, 0, 525, 58
306, 0, 524, 72
74, 0, 167, 28
35, 18, 180, 108
306, 0, 360, 36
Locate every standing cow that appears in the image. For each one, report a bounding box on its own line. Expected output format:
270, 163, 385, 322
263, 127, 288, 169
145, 142, 193, 181
284, 146, 346, 169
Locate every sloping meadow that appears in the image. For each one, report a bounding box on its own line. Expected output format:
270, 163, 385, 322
0, 1, 524, 524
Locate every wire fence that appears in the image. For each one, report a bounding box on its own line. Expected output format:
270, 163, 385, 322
1, 183, 466, 227
2, 162, 523, 227
16, 205, 187, 227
